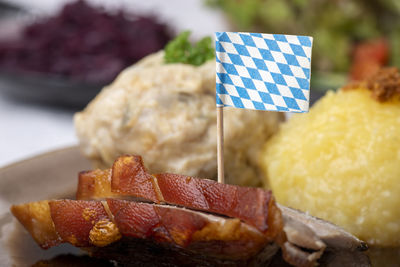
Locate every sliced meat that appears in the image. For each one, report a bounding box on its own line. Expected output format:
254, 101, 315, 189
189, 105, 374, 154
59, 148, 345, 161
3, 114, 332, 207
154, 173, 280, 237
11, 154, 371, 266
107, 199, 268, 260
279, 205, 371, 267
77, 155, 283, 239
11, 199, 271, 262
11, 199, 371, 266
76, 169, 119, 200
49, 200, 112, 247
10, 200, 61, 249
111, 155, 160, 202
278, 205, 368, 252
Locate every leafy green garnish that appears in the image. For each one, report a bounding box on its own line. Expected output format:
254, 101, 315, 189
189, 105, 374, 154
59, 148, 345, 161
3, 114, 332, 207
164, 31, 215, 66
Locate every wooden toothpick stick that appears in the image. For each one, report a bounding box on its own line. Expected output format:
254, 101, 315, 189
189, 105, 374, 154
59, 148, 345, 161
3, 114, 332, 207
217, 106, 224, 184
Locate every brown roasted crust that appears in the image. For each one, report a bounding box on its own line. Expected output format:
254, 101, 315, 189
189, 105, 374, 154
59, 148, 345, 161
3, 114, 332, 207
343, 67, 400, 102
49, 200, 112, 247
77, 155, 283, 238
10, 200, 61, 249
12, 198, 370, 267
154, 173, 278, 236
266, 196, 284, 246
76, 169, 119, 200
11, 154, 371, 266
111, 155, 161, 202
107, 199, 267, 260
12, 199, 269, 262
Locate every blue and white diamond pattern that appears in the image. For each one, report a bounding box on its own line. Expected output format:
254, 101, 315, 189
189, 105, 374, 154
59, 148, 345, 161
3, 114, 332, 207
215, 32, 313, 113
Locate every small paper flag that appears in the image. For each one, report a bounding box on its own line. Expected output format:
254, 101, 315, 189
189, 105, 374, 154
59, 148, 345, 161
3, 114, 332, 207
215, 32, 313, 113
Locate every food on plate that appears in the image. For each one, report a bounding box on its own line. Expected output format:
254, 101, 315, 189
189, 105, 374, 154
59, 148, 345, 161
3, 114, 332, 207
13, 199, 275, 265
0, 0, 173, 84
74, 35, 282, 186
77, 155, 282, 235
10, 200, 61, 249
261, 67, 400, 264
11, 155, 369, 266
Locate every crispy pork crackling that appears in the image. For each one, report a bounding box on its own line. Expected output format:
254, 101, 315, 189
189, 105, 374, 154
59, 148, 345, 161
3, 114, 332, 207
11, 155, 369, 267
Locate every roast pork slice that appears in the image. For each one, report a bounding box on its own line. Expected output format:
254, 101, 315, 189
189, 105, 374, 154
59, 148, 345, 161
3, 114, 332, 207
11, 200, 113, 249
11, 199, 278, 264
11, 200, 370, 267
10, 200, 62, 249
77, 155, 282, 238
107, 199, 271, 260
11, 153, 371, 266
74, 155, 371, 266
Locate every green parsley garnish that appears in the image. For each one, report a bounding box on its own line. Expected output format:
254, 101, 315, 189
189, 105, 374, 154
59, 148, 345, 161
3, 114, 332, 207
164, 31, 215, 66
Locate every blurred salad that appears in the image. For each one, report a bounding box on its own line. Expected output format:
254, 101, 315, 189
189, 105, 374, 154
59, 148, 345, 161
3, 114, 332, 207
207, 0, 400, 89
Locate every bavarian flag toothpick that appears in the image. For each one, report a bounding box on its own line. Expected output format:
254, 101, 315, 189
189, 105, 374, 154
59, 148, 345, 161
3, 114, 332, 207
215, 32, 313, 183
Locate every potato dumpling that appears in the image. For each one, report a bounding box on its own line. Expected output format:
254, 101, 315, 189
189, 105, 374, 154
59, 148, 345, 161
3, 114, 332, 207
261, 78, 400, 247
75, 51, 282, 187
